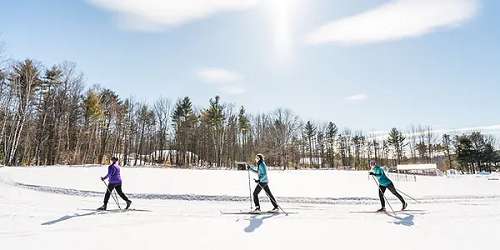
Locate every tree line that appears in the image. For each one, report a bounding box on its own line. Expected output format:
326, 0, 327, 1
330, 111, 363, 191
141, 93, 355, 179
1, 57, 499, 172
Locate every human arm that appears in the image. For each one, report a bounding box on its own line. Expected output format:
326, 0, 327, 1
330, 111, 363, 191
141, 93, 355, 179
101, 165, 114, 180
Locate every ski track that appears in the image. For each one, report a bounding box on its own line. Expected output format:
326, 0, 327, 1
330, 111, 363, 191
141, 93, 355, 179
6, 179, 500, 205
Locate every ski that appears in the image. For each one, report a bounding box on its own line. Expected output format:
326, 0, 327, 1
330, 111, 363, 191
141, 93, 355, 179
350, 209, 426, 214
80, 208, 152, 213
220, 211, 288, 215
349, 210, 388, 214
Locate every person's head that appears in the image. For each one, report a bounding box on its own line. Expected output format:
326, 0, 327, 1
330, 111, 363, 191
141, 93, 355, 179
369, 160, 377, 167
255, 154, 264, 164
111, 156, 119, 164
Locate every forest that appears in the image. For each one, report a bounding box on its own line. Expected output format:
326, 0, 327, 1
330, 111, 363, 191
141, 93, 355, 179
1, 56, 499, 172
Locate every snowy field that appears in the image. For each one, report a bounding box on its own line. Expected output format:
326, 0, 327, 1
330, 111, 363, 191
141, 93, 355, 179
2, 166, 500, 250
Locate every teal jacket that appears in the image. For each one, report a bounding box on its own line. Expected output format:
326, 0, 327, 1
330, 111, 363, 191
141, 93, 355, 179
370, 165, 392, 187
249, 161, 269, 183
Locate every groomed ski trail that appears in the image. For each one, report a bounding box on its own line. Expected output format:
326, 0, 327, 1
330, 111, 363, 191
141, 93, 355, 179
3, 178, 500, 206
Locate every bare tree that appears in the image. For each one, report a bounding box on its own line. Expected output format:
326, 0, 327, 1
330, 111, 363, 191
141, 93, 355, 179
153, 97, 172, 163
6, 60, 41, 165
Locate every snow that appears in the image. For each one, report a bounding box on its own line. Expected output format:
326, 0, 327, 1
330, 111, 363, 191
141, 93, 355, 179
1, 166, 500, 250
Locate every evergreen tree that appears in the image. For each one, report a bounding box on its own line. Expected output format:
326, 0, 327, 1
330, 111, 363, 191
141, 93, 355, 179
172, 97, 194, 166
202, 96, 225, 167
455, 135, 474, 172
387, 128, 405, 165
442, 134, 453, 169
325, 122, 338, 168
304, 121, 316, 167
238, 106, 250, 162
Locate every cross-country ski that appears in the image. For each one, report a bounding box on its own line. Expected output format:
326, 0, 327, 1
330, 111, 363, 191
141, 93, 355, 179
219, 210, 282, 215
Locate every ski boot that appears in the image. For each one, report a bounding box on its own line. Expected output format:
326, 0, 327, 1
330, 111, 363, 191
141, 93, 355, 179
97, 204, 107, 211
126, 200, 132, 210
402, 202, 408, 211
376, 207, 386, 213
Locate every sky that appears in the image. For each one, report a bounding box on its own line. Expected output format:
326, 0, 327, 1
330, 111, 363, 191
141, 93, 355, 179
0, 0, 499, 138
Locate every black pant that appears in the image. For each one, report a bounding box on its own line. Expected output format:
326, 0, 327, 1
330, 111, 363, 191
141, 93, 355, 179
253, 182, 278, 209
378, 183, 405, 208
104, 183, 130, 205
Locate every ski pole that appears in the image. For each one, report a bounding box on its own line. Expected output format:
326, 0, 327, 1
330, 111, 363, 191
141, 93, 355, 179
396, 188, 420, 204
257, 182, 288, 216
247, 166, 253, 211
107, 181, 121, 205
371, 176, 395, 215
103, 180, 121, 209
101, 179, 121, 209
112, 190, 121, 207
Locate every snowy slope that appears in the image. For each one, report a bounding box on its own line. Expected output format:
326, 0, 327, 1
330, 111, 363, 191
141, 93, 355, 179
1, 166, 500, 250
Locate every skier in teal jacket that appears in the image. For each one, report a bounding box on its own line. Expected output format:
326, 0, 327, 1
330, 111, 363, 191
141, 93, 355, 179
369, 160, 407, 212
248, 154, 279, 212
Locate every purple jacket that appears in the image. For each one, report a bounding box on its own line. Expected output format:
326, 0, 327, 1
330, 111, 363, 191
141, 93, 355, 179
103, 163, 122, 184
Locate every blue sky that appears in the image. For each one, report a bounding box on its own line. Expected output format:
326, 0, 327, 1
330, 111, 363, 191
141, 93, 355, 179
1, 0, 499, 136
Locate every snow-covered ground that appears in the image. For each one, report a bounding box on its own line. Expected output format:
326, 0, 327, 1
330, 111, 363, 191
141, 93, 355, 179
1, 166, 500, 250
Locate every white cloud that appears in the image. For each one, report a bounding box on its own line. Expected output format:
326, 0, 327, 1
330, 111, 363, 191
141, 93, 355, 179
197, 68, 246, 95
446, 124, 500, 134
345, 94, 368, 101
87, 0, 259, 31
306, 0, 478, 45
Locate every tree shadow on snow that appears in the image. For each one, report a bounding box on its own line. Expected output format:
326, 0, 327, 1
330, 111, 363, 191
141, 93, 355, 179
41, 211, 99, 226
244, 214, 279, 233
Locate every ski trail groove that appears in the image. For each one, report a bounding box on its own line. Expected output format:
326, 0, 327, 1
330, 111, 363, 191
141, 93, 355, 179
7, 180, 500, 205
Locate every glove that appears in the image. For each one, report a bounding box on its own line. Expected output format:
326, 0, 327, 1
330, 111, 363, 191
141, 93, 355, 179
368, 172, 374, 176
100, 177, 105, 181
254, 179, 259, 183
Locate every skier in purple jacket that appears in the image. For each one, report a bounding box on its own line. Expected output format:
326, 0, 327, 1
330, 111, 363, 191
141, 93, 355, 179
97, 157, 132, 210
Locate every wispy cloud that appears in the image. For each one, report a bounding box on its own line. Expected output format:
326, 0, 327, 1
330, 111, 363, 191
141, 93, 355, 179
306, 0, 478, 45
197, 68, 246, 95
87, 0, 259, 31
370, 124, 500, 140
198, 68, 242, 83
345, 94, 368, 102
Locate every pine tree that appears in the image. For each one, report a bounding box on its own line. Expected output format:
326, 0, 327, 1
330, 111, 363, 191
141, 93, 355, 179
304, 121, 316, 167
325, 122, 338, 168
455, 135, 474, 173
238, 106, 250, 162
202, 96, 225, 167
442, 134, 453, 169
172, 97, 194, 166
387, 128, 405, 166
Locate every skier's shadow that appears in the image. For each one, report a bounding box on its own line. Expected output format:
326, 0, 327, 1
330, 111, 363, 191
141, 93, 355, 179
387, 213, 415, 227
41, 211, 99, 226
244, 214, 279, 233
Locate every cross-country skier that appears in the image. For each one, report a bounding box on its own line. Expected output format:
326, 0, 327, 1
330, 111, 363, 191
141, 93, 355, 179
248, 154, 279, 212
369, 160, 407, 212
97, 157, 132, 210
